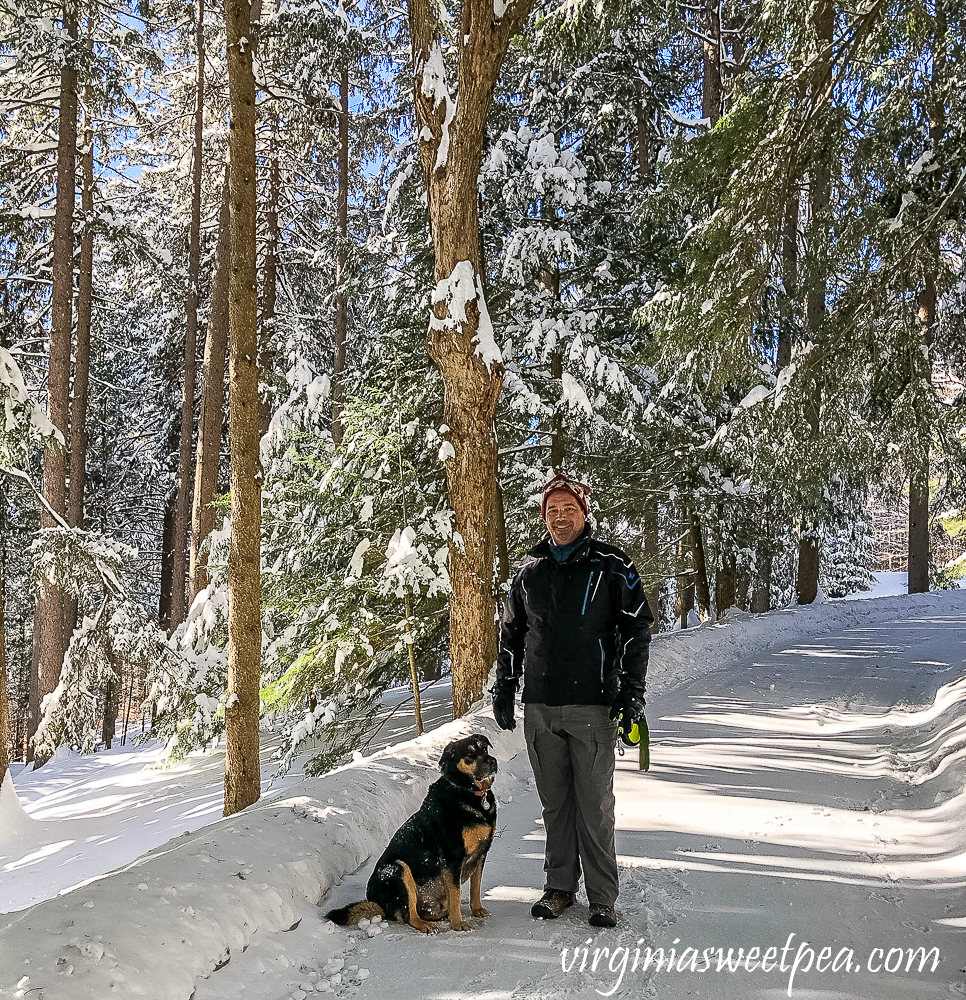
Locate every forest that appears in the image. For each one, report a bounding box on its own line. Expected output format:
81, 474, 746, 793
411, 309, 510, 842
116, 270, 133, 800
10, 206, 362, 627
0, 0, 964, 810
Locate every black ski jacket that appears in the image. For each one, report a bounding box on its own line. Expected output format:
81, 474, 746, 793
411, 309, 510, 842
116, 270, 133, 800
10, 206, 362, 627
495, 528, 652, 707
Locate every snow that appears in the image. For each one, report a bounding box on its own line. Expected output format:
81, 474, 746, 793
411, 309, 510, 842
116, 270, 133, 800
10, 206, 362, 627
429, 261, 503, 370
3, 589, 966, 999
418, 43, 455, 172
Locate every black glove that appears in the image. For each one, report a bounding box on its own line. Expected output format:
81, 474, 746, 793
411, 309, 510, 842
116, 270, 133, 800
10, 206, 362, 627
492, 688, 516, 731
610, 692, 645, 725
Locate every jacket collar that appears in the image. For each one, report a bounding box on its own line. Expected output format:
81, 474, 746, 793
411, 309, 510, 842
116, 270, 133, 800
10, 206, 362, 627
530, 524, 593, 562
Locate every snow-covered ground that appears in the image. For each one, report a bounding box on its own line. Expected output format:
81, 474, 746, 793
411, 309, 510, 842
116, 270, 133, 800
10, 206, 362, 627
2, 587, 965, 1000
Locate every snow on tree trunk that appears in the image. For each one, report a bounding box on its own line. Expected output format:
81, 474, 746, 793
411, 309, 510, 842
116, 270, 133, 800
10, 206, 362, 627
30, 0, 79, 764
223, 0, 262, 816
407, 0, 535, 717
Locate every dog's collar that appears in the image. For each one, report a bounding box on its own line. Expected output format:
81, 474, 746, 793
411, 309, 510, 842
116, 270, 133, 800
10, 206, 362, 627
472, 788, 487, 797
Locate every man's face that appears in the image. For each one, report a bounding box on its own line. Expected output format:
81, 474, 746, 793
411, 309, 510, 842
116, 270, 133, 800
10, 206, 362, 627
544, 491, 586, 546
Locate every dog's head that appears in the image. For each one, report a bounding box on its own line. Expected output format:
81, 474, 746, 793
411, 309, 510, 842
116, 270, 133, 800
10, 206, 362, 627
439, 734, 498, 797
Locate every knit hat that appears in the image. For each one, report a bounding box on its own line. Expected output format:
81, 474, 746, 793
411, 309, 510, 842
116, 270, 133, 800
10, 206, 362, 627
540, 473, 591, 520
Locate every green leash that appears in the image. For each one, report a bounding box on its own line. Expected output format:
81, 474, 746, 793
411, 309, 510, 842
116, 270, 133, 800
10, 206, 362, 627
617, 713, 650, 771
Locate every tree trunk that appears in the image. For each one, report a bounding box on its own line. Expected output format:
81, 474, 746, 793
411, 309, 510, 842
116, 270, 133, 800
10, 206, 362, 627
1, 508, 9, 783
908, 0, 945, 595
159, 490, 176, 629
494, 478, 510, 587
908, 465, 930, 592
223, 0, 262, 817
65, 86, 95, 640
29, 0, 79, 763
778, 192, 799, 369
190, 170, 231, 600
689, 509, 712, 621
715, 551, 736, 617
168, 0, 206, 632
675, 523, 695, 628
643, 493, 661, 633
407, 0, 535, 717
101, 672, 120, 749
751, 497, 773, 613
259, 120, 280, 437
795, 0, 833, 606
702, 0, 723, 125
331, 61, 350, 445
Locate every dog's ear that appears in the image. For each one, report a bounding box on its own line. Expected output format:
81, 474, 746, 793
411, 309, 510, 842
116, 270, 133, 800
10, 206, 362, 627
438, 741, 458, 772
478, 735, 493, 749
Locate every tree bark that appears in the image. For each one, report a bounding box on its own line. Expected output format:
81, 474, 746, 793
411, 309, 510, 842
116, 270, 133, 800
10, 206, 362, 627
795, 0, 833, 606
191, 171, 231, 599
223, 0, 262, 816
29, 0, 78, 762
407, 0, 535, 717
65, 83, 95, 640
907, 0, 945, 595
259, 118, 280, 437
331, 61, 350, 445
168, 0, 206, 632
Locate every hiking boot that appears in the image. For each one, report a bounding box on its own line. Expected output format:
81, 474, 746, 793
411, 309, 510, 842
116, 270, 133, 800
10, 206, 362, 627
530, 889, 575, 919
589, 903, 617, 928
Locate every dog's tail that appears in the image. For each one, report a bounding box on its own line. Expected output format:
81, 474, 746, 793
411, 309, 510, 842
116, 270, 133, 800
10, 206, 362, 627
324, 900, 385, 926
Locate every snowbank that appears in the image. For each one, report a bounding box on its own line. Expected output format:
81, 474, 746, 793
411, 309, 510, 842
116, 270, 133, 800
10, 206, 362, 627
648, 588, 966, 695
0, 717, 524, 1000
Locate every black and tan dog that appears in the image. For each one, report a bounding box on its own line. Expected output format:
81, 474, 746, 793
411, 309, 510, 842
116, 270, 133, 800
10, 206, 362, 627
325, 734, 498, 933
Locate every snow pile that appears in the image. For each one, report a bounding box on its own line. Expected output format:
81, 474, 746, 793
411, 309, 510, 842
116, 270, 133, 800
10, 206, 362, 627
0, 718, 523, 1000
648, 588, 966, 696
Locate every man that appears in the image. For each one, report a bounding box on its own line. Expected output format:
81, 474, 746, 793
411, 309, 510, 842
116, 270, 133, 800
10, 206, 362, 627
492, 473, 652, 928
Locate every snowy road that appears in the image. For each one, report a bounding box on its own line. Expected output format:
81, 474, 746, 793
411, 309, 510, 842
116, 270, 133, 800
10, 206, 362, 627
3, 592, 965, 1000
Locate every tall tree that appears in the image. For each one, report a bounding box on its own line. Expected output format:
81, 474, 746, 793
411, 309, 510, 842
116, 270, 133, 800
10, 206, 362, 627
29, 0, 79, 763
1, 510, 9, 784
169, 0, 207, 631
407, 0, 536, 717
223, 0, 262, 816
907, 0, 947, 594
190, 174, 230, 600
795, 0, 834, 605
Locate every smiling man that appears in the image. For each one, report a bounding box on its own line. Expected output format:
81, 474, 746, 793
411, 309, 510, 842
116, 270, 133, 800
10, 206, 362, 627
492, 473, 653, 929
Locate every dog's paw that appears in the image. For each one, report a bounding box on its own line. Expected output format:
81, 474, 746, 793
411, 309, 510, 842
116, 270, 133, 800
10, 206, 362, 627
411, 918, 438, 934
471, 905, 489, 918
449, 918, 472, 931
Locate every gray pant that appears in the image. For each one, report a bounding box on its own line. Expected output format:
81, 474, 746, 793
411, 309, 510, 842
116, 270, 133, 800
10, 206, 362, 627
524, 703, 619, 907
